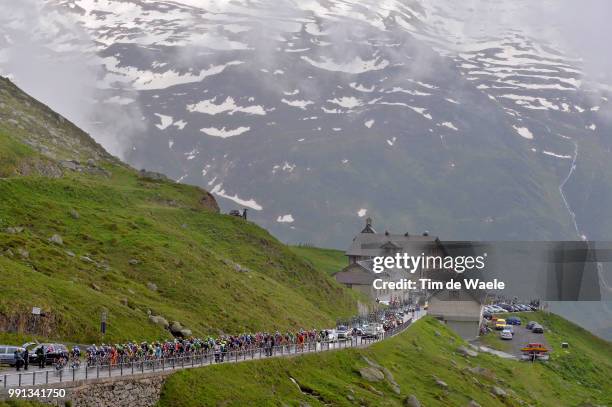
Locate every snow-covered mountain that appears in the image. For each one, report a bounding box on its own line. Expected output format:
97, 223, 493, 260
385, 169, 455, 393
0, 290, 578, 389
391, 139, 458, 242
2, 0, 611, 248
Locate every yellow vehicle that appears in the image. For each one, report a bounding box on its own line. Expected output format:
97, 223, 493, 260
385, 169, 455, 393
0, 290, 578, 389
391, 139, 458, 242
495, 319, 506, 330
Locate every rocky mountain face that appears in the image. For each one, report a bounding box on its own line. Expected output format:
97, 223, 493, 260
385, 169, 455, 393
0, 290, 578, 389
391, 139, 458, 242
1, 0, 611, 249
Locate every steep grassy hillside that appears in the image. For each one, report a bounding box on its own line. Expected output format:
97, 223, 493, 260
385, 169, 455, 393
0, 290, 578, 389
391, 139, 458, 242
289, 245, 346, 276
0, 76, 361, 344
159, 314, 611, 407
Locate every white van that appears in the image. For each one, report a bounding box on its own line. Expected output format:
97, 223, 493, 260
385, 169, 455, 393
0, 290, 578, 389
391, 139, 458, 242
0, 345, 20, 366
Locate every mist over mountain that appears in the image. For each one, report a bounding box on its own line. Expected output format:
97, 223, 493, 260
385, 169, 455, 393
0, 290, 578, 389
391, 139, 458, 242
2, 0, 611, 250
1, 0, 611, 340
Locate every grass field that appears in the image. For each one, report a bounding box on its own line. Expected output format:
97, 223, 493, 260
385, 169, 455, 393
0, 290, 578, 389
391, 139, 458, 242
289, 245, 346, 276
159, 313, 611, 407
0, 160, 363, 344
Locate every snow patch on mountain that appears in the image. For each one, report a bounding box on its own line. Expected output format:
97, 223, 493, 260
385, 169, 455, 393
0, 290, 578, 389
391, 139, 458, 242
281, 98, 314, 109
154, 113, 173, 130
301, 55, 389, 74
187, 96, 266, 115
276, 214, 294, 223
542, 150, 572, 159
211, 183, 263, 210
440, 121, 458, 131
102, 58, 244, 90
513, 125, 534, 140
200, 126, 251, 138
350, 82, 375, 92
328, 96, 362, 109
173, 120, 187, 130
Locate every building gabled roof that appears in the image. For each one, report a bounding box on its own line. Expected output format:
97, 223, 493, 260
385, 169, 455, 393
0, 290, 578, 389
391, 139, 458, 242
335, 266, 376, 286
360, 217, 376, 234
347, 231, 439, 257
380, 241, 402, 250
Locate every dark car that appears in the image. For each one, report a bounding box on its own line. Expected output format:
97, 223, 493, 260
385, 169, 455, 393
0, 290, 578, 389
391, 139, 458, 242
28, 343, 69, 366
483, 312, 492, 320
506, 317, 521, 325
498, 304, 513, 312
532, 324, 544, 334
526, 321, 537, 330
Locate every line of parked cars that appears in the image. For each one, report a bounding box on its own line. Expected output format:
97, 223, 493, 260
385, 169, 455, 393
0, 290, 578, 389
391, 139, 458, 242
491, 317, 518, 340
489, 315, 545, 341
483, 303, 536, 320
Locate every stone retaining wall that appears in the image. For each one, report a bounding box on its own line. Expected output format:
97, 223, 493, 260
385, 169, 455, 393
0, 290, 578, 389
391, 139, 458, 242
0, 371, 172, 407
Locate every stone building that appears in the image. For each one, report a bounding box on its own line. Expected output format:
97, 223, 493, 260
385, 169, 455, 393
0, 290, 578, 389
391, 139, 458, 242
336, 217, 443, 304
335, 217, 484, 339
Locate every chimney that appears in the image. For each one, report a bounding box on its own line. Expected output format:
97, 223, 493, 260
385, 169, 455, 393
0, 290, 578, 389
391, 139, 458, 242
366, 217, 372, 227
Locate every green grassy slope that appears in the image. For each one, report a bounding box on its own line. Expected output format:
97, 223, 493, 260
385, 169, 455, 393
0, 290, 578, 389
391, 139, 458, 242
480, 312, 612, 391
0, 76, 361, 344
289, 245, 346, 276
159, 314, 611, 407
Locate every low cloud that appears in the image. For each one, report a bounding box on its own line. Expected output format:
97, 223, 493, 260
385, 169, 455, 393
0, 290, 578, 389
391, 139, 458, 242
0, 0, 145, 159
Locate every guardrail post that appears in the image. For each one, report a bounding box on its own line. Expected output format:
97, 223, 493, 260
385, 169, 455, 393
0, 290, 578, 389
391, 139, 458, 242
96, 365, 99, 379
46, 370, 49, 384
33, 371, 36, 385
73, 367, 76, 381
108, 363, 111, 378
